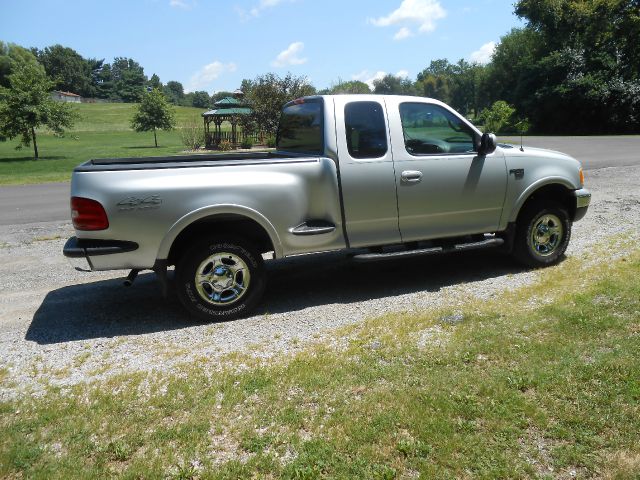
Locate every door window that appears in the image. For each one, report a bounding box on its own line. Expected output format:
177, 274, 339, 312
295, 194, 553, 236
344, 101, 387, 159
399, 103, 476, 155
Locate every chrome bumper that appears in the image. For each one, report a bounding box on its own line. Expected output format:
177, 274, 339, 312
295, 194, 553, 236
573, 188, 591, 221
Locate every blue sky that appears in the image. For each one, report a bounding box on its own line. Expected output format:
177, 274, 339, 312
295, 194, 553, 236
1, 0, 524, 93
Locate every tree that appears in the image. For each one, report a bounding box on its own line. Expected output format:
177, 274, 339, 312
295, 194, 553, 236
34, 44, 100, 97
111, 57, 146, 102
147, 73, 162, 91
190, 90, 211, 108
244, 73, 316, 136
324, 79, 371, 94
0, 41, 40, 88
478, 100, 516, 133
0, 63, 76, 159
163, 80, 185, 105
131, 88, 175, 147
372, 74, 416, 95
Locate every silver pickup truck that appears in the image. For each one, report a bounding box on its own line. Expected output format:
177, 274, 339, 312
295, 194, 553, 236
64, 95, 591, 321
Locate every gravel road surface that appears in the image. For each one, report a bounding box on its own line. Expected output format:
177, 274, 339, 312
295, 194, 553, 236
1, 164, 639, 400
1, 136, 638, 226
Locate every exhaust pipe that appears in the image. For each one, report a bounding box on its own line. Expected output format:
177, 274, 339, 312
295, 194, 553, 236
123, 269, 140, 287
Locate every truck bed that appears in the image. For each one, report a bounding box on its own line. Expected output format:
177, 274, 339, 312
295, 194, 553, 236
74, 151, 316, 172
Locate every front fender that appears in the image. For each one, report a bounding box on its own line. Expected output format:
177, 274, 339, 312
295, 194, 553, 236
507, 176, 576, 223
156, 204, 283, 261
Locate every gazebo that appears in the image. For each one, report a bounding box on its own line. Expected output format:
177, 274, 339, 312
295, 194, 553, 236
202, 90, 252, 148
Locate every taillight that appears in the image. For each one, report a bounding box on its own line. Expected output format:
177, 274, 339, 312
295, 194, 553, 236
71, 197, 109, 231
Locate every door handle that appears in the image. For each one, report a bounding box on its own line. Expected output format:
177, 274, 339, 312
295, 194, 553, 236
401, 170, 423, 183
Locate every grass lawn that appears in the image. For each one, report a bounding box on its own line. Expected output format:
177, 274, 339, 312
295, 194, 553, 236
1, 238, 639, 478
0, 102, 224, 185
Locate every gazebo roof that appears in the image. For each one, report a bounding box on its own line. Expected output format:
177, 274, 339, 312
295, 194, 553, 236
214, 96, 245, 107
202, 107, 252, 117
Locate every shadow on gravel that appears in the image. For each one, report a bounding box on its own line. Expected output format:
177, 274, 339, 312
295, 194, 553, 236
27, 250, 524, 344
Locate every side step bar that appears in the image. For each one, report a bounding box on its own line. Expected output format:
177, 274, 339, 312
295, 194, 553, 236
352, 237, 504, 263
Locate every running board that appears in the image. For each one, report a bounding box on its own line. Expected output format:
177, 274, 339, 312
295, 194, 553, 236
352, 238, 504, 263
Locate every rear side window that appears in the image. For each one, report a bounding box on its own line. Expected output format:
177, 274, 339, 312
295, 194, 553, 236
345, 101, 387, 159
399, 102, 476, 155
277, 100, 324, 154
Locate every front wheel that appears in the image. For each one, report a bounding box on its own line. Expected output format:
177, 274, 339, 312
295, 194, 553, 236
175, 237, 266, 322
513, 201, 571, 268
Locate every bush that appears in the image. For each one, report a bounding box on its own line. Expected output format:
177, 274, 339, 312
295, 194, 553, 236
218, 140, 232, 151
266, 136, 277, 148
179, 118, 205, 150
478, 101, 516, 134
240, 137, 254, 149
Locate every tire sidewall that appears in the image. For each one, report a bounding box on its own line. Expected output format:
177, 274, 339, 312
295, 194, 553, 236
176, 238, 265, 322
516, 203, 571, 267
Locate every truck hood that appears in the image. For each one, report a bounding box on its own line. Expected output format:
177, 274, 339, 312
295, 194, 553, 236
497, 143, 582, 168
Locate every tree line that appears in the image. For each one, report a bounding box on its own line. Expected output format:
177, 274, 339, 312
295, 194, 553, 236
1, 0, 638, 156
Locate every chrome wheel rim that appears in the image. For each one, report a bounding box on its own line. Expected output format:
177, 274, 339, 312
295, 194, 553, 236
530, 214, 563, 257
195, 252, 251, 306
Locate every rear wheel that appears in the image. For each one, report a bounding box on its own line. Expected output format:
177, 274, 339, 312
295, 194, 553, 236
175, 237, 265, 322
513, 201, 571, 267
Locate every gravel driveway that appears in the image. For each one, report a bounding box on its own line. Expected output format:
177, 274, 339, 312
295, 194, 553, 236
1, 165, 639, 400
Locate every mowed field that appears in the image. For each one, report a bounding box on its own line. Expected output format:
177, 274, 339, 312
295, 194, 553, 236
0, 102, 210, 185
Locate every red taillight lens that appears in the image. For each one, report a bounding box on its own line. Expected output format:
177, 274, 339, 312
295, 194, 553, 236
71, 197, 109, 231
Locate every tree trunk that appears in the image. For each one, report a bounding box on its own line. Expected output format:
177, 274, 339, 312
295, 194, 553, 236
31, 126, 39, 159
153, 128, 158, 147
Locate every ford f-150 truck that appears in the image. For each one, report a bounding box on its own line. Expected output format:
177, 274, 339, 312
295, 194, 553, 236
64, 95, 591, 321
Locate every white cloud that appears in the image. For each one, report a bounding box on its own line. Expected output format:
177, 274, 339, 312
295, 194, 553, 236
469, 41, 496, 64
271, 42, 307, 67
369, 0, 446, 40
352, 69, 410, 89
238, 0, 293, 19
394, 27, 413, 40
169, 0, 193, 9
188, 61, 237, 91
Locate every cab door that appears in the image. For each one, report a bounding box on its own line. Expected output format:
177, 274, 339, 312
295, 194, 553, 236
386, 98, 507, 242
333, 96, 401, 248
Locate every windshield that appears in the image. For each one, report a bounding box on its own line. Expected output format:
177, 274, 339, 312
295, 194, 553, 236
276, 99, 324, 154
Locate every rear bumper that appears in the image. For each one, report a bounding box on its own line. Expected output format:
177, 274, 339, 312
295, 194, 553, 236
573, 188, 591, 222
63, 237, 139, 271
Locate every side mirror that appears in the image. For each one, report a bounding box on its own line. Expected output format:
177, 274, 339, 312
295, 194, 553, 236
478, 133, 497, 155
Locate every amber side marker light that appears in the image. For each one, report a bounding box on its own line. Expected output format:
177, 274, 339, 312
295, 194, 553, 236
579, 168, 585, 187
71, 197, 109, 231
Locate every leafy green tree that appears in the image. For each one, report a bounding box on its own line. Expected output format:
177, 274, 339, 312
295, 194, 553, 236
244, 73, 316, 136
325, 79, 371, 94
111, 57, 146, 102
0, 63, 76, 159
95, 63, 114, 99
0, 41, 40, 88
33, 44, 102, 97
163, 80, 184, 105
373, 74, 416, 95
147, 73, 162, 91
190, 90, 211, 108
131, 88, 175, 147
478, 100, 516, 133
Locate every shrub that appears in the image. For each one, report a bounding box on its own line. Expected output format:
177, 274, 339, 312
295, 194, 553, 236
179, 118, 205, 150
240, 137, 254, 149
266, 136, 277, 148
218, 140, 233, 151
478, 100, 516, 134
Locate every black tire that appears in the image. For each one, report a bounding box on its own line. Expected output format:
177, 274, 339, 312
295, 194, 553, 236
175, 236, 266, 322
513, 201, 571, 268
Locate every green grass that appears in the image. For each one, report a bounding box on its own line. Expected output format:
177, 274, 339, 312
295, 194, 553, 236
1, 240, 639, 478
0, 102, 218, 185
